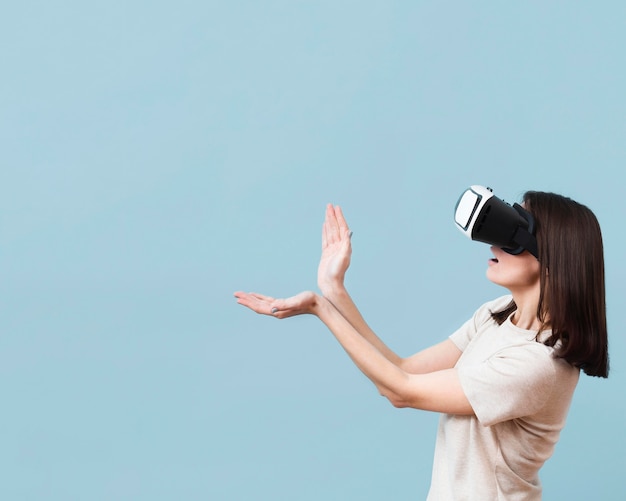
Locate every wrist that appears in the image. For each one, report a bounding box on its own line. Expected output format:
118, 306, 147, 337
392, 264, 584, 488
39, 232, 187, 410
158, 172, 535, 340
319, 280, 348, 299
310, 292, 328, 317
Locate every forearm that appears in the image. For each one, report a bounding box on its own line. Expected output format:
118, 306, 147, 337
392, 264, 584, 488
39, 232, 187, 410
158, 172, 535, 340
234, 289, 471, 414
314, 294, 472, 414
321, 283, 403, 366
313, 293, 408, 402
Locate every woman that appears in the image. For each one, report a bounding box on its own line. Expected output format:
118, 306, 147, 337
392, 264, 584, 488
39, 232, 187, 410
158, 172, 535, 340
234, 190, 609, 500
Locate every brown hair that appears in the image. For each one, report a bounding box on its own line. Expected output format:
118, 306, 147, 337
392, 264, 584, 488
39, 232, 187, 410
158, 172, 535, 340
491, 191, 609, 378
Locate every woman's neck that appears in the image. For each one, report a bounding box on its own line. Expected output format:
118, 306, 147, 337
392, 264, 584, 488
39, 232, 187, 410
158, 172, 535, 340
511, 308, 543, 331
510, 288, 543, 330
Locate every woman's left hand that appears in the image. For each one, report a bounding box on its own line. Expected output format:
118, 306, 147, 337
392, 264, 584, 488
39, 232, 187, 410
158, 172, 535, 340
234, 290, 319, 319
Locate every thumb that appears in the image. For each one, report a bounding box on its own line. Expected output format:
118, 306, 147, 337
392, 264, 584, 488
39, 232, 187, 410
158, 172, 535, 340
270, 298, 287, 314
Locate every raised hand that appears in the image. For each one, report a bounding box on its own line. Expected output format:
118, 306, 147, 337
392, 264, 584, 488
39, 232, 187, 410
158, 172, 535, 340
318, 204, 353, 295
234, 290, 319, 319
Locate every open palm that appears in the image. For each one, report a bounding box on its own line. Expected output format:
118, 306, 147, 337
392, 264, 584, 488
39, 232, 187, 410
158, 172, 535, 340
234, 290, 318, 318
318, 204, 352, 294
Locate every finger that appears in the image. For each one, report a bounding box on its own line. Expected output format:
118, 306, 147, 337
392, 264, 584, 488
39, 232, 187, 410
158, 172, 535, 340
323, 204, 337, 246
270, 295, 309, 318
271, 296, 300, 311
326, 203, 340, 243
334, 205, 348, 231
322, 208, 329, 248
234, 291, 256, 302
234, 291, 267, 302
335, 206, 352, 246
237, 292, 277, 304
343, 226, 353, 242
330, 206, 349, 244
248, 292, 276, 302
236, 295, 275, 316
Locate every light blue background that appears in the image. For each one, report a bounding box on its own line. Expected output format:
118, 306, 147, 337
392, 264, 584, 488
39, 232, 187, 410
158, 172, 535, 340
2, 2, 625, 499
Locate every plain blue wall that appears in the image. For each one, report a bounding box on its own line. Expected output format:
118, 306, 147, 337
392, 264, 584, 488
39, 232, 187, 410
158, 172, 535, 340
1, 2, 624, 499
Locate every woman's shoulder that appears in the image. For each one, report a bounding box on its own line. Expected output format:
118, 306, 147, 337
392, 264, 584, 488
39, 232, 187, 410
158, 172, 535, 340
450, 295, 514, 350
485, 294, 513, 310
470, 294, 513, 324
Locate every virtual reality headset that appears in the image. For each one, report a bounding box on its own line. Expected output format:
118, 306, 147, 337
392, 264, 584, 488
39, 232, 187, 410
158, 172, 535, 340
454, 185, 539, 258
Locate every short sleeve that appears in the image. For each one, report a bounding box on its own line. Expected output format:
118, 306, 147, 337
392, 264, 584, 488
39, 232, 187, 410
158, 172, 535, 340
449, 295, 513, 352
457, 343, 557, 426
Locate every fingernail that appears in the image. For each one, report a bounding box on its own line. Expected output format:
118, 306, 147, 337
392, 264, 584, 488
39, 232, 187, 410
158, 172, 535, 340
349, 231, 353, 238
271, 308, 278, 314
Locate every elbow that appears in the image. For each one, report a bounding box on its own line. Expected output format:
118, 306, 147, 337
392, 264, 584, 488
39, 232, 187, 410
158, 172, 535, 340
389, 396, 409, 408
377, 373, 419, 409
378, 387, 411, 408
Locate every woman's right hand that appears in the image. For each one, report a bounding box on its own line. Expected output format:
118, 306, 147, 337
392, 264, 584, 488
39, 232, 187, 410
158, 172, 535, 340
317, 204, 352, 295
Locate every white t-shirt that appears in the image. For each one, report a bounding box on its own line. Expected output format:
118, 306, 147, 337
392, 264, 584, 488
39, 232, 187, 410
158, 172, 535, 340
427, 295, 580, 501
